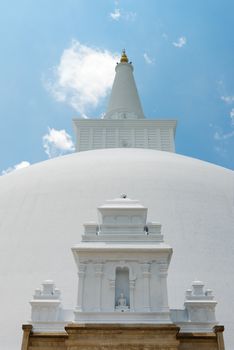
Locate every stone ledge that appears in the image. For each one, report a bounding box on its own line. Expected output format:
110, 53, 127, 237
65, 323, 180, 331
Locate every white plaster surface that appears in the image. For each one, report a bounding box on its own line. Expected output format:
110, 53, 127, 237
73, 118, 176, 152
0, 148, 233, 349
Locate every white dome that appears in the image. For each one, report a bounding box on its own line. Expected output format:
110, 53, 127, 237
0, 148, 233, 349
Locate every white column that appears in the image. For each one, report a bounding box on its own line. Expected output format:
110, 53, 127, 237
158, 260, 169, 312
169, 127, 175, 152
94, 263, 103, 311
158, 128, 162, 150
144, 128, 148, 148
131, 128, 135, 147
116, 128, 119, 147
141, 262, 151, 311
129, 279, 135, 311
77, 128, 81, 151
109, 279, 116, 311
89, 128, 93, 150
156, 128, 160, 150
76, 263, 86, 312
102, 128, 106, 148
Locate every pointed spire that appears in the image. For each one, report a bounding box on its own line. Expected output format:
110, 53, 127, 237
120, 49, 129, 63
104, 50, 145, 119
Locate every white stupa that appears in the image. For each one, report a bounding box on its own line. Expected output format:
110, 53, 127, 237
0, 50, 233, 350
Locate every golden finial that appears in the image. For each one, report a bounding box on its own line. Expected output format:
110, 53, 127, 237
120, 49, 129, 63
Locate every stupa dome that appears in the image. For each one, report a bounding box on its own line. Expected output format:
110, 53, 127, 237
0, 148, 233, 349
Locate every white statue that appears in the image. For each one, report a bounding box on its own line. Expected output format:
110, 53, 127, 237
116, 292, 129, 311
118, 293, 127, 307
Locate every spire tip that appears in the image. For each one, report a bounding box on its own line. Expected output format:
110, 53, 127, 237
120, 49, 129, 63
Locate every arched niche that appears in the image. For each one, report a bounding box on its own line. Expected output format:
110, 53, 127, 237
115, 267, 130, 308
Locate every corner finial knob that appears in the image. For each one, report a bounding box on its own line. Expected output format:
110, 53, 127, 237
120, 49, 129, 63
121, 193, 127, 199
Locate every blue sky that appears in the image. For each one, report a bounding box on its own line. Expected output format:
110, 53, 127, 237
0, 0, 234, 172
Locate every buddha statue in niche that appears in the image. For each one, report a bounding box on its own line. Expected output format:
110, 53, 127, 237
116, 292, 129, 311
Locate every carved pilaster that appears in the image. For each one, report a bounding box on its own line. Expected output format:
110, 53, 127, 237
141, 262, 151, 311
129, 279, 136, 311
158, 260, 169, 312
94, 262, 104, 311
76, 262, 87, 312
109, 279, 116, 311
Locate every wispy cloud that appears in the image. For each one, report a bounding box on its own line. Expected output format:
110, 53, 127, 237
214, 130, 234, 141
214, 96, 234, 141
44, 40, 118, 115
230, 108, 234, 125
43, 127, 75, 158
124, 11, 136, 21
212, 81, 234, 164
143, 53, 154, 65
109, 3, 136, 22
214, 145, 228, 158
212, 108, 234, 162
213, 109, 234, 141
1, 161, 30, 175
173, 36, 187, 48
221, 95, 234, 104
213, 127, 234, 162
110, 8, 121, 20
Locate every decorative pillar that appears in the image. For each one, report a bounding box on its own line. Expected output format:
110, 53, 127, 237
109, 279, 116, 310
102, 128, 106, 148
158, 260, 169, 312
144, 128, 148, 148
156, 128, 161, 150
141, 262, 151, 311
129, 279, 135, 311
89, 128, 93, 149
94, 262, 103, 311
116, 128, 119, 147
76, 263, 86, 312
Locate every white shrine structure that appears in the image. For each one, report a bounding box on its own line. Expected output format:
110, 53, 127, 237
73, 195, 171, 323
29, 195, 218, 335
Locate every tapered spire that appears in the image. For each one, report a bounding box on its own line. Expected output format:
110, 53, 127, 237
105, 50, 145, 119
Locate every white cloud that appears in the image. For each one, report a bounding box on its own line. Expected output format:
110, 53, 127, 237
1, 161, 30, 175
44, 40, 118, 115
214, 84, 234, 161
110, 8, 121, 20
221, 95, 234, 104
214, 131, 234, 141
213, 108, 234, 142
173, 36, 187, 48
230, 108, 234, 125
109, 6, 136, 22
213, 128, 234, 160
43, 127, 75, 158
143, 53, 154, 65
124, 11, 137, 21
214, 145, 228, 158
